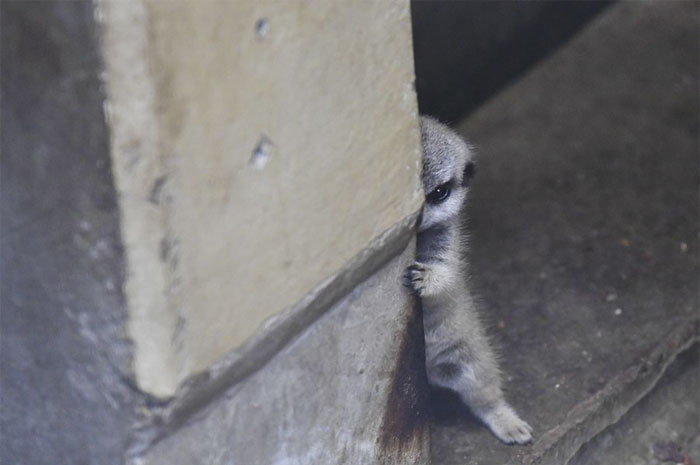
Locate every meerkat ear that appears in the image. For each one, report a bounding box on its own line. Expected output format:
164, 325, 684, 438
462, 161, 476, 187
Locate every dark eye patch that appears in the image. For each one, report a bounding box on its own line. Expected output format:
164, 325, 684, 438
462, 162, 476, 187
427, 182, 451, 204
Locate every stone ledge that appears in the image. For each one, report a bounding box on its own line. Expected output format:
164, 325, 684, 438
531, 321, 699, 465
569, 344, 699, 464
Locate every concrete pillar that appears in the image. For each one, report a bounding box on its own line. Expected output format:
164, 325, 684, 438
97, 0, 423, 401
1, 1, 428, 464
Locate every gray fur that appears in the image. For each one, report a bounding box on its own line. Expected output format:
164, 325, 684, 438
405, 116, 533, 445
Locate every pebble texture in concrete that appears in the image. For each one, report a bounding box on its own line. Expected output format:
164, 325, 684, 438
139, 241, 430, 465
430, 2, 699, 464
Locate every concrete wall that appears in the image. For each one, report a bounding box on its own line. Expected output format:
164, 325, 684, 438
98, 0, 423, 398
2, 1, 427, 463
1, 3, 140, 463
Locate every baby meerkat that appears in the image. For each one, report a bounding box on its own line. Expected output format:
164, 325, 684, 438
404, 116, 533, 445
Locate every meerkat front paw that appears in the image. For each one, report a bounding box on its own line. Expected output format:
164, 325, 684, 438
481, 403, 533, 445
404, 263, 428, 296
404, 262, 451, 297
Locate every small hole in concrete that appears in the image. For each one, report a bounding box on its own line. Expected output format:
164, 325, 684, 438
251, 135, 274, 169
255, 18, 269, 39
149, 175, 168, 205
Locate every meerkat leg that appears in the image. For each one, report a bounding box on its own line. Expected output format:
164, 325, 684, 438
428, 355, 533, 444
410, 267, 534, 444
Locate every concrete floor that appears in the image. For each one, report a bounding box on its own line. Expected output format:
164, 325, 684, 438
430, 2, 699, 464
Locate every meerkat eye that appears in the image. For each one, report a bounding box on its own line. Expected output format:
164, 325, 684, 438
427, 183, 451, 204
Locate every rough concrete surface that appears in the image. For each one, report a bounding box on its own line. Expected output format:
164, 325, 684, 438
98, 0, 423, 397
430, 2, 699, 464
139, 241, 430, 465
569, 346, 699, 465
0, 2, 141, 464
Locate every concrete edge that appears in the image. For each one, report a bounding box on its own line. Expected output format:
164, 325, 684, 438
126, 208, 422, 457
525, 317, 700, 465
94, 0, 180, 398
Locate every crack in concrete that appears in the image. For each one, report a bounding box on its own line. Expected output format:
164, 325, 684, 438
528, 319, 699, 465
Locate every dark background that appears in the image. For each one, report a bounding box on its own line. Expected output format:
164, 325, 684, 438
411, 0, 612, 123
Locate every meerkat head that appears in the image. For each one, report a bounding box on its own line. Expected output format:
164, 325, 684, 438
418, 116, 476, 232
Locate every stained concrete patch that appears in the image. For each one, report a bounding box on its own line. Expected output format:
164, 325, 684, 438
430, 1, 699, 464
138, 241, 430, 465
378, 299, 430, 463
